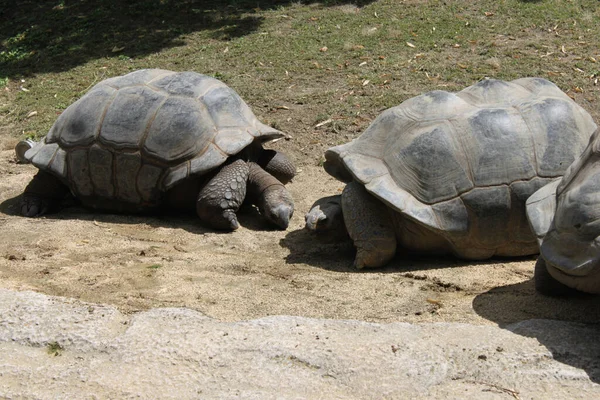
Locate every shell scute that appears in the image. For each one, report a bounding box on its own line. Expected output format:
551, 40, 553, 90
143, 96, 214, 163
99, 85, 167, 150
58, 85, 116, 148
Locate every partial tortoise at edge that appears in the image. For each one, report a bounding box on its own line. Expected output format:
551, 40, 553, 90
527, 127, 600, 295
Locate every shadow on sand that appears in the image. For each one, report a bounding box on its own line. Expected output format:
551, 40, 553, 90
473, 279, 600, 383
280, 226, 524, 273
0, 192, 277, 234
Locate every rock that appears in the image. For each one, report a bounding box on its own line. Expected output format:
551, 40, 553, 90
0, 289, 598, 399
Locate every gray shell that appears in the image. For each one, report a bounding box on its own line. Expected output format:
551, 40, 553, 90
325, 78, 597, 258
24, 69, 283, 208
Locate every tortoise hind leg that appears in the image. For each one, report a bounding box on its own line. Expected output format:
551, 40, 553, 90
197, 159, 248, 230
21, 170, 71, 217
342, 181, 397, 268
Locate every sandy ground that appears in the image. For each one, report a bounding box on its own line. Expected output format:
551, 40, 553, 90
1, 132, 600, 329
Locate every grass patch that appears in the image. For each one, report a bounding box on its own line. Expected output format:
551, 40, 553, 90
46, 341, 63, 356
0, 0, 598, 159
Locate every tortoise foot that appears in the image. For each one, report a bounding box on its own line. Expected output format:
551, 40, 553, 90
20, 195, 52, 217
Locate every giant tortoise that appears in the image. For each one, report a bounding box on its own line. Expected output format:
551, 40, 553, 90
20, 69, 296, 230
305, 78, 596, 268
526, 128, 600, 295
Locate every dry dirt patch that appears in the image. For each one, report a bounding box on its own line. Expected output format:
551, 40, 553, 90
1, 141, 599, 327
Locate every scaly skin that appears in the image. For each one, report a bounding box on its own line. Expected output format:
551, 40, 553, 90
247, 162, 294, 229
341, 181, 397, 268
197, 159, 249, 230
258, 149, 296, 184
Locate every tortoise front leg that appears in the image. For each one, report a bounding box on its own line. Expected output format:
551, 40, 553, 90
21, 170, 71, 217
197, 159, 248, 230
342, 181, 397, 268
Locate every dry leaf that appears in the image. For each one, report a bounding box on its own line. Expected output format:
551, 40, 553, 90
453, 44, 461, 48
458, 64, 468, 69
426, 298, 443, 306
223, 47, 229, 53
484, 12, 494, 17
320, 46, 328, 52
315, 119, 333, 128
561, 45, 567, 54
275, 105, 289, 110
406, 42, 416, 48
359, 61, 367, 66
26, 111, 38, 118
589, 57, 597, 63
362, 79, 370, 86
111, 46, 125, 53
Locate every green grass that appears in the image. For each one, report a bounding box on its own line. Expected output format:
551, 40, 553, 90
46, 341, 64, 356
1, 0, 599, 155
